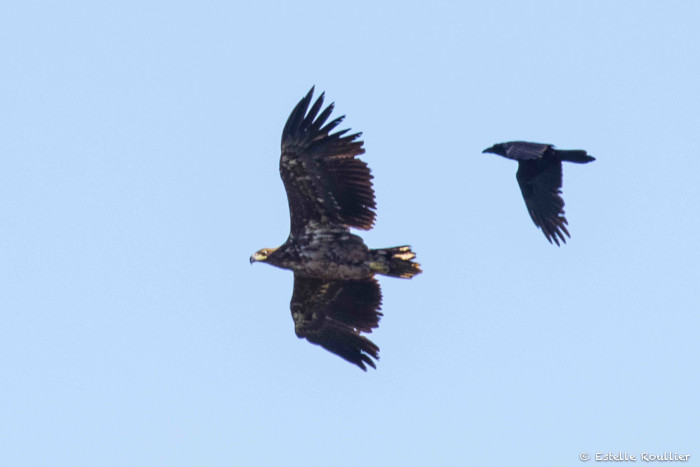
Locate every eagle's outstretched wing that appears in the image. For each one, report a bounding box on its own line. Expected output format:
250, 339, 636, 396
516, 158, 570, 246
280, 87, 376, 236
290, 275, 383, 371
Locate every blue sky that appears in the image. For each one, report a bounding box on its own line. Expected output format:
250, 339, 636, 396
1, 1, 699, 465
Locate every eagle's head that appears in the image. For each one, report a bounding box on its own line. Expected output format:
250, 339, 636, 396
482, 143, 507, 157
250, 247, 279, 264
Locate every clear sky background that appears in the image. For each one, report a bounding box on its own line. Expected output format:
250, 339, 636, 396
1, 1, 699, 466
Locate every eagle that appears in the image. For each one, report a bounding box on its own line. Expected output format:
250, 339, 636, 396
482, 141, 595, 245
250, 87, 421, 370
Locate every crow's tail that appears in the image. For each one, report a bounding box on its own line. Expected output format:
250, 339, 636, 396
556, 149, 596, 163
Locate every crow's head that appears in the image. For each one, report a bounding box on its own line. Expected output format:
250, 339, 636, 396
482, 143, 507, 157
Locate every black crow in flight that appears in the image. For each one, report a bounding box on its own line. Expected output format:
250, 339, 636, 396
483, 141, 595, 245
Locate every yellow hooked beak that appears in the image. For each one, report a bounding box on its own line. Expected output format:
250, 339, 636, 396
250, 248, 277, 264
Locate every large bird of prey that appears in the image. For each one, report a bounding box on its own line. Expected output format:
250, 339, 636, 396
483, 141, 595, 245
250, 87, 421, 370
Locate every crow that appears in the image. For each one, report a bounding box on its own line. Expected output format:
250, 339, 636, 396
483, 141, 595, 245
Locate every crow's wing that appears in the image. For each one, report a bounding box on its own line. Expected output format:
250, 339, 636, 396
505, 141, 551, 161
516, 159, 570, 245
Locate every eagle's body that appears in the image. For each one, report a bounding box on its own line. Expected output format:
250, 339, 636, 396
483, 141, 595, 246
251, 87, 421, 370
264, 227, 371, 279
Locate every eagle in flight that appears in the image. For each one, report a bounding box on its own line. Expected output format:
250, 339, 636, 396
483, 141, 595, 245
250, 87, 421, 370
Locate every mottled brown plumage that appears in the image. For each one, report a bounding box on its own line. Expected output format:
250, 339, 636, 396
290, 277, 382, 371
251, 87, 421, 370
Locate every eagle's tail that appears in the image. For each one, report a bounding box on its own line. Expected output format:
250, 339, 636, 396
369, 246, 422, 279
